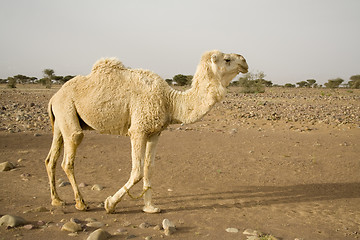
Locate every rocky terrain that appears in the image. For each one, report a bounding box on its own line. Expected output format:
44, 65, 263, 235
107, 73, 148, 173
0, 85, 359, 240
1, 86, 359, 134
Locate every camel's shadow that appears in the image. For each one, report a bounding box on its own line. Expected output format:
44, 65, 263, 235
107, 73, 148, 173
154, 182, 360, 213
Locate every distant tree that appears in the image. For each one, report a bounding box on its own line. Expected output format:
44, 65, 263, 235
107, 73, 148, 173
306, 79, 316, 88
296, 81, 308, 88
13, 74, 29, 84
324, 78, 344, 88
284, 83, 296, 88
165, 79, 173, 85
61, 75, 75, 84
7, 77, 17, 88
42, 69, 55, 88
237, 71, 266, 93
349, 75, 360, 89
173, 74, 190, 86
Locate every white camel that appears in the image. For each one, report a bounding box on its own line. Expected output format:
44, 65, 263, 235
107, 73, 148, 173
44, 50, 248, 213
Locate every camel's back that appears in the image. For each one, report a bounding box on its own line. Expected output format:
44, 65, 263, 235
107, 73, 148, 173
53, 58, 171, 135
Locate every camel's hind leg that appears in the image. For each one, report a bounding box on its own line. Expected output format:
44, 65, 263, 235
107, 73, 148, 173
142, 133, 161, 213
61, 128, 87, 211
45, 122, 65, 206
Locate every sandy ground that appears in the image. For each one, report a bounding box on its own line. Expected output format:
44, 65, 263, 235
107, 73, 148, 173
0, 86, 360, 240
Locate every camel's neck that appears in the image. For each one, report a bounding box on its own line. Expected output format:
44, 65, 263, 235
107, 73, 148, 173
168, 70, 227, 124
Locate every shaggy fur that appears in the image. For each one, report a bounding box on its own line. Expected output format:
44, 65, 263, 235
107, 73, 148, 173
44, 50, 248, 213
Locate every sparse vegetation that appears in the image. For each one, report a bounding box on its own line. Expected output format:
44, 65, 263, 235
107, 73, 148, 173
324, 78, 344, 88
235, 71, 268, 93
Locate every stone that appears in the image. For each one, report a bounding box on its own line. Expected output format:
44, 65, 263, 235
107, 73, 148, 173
0, 215, 27, 227
0, 161, 15, 172
122, 220, 132, 227
61, 221, 82, 233
70, 218, 81, 224
87, 229, 111, 240
145, 236, 152, 240
162, 219, 176, 235
91, 184, 104, 191
33, 206, 49, 213
79, 182, 88, 188
23, 224, 34, 230
86, 221, 105, 228
243, 229, 262, 236
226, 227, 239, 233
162, 219, 175, 230
139, 222, 150, 229
59, 181, 70, 187
85, 218, 97, 222
37, 220, 45, 226
153, 224, 162, 230
114, 228, 128, 235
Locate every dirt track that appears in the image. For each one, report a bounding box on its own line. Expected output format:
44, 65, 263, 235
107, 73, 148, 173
0, 86, 360, 239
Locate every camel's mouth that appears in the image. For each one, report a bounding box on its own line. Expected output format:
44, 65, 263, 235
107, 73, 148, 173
238, 65, 248, 74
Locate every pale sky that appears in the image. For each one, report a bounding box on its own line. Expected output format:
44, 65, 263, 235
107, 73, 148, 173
0, 0, 359, 85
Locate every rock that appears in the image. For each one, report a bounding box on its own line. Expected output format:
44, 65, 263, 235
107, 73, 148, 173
126, 235, 136, 239
70, 218, 81, 224
162, 219, 175, 230
33, 206, 49, 213
85, 218, 97, 222
0, 215, 27, 227
23, 224, 34, 230
229, 128, 238, 135
79, 182, 88, 188
162, 219, 176, 236
139, 222, 150, 229
86, 221, 105, 228
0, 161, 15, 171
37, 220, 45, 226
226, 227, 239, 233
61, 221, 82, 233
243, 229, 262, 236
114, 228, 128, 235
59, 181, 70, 187
153, 224, 162, 230
34, 133, 41, 137
87, 228, 111, 240
145, 236, 152, 240
122, 220, 132, 227
91, 184, 104, 191
68, 232, 78, 237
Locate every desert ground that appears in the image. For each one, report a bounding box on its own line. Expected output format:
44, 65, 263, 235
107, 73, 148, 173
0, 85, 359, 240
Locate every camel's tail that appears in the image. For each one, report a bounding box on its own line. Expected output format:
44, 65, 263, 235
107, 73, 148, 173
48, 99, 55, 133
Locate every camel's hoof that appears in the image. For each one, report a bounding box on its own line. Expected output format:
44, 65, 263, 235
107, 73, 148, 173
75, 201, 89, 211
104, 196, 115, 214
143, 205, 161, 214
51, 198, 65, 207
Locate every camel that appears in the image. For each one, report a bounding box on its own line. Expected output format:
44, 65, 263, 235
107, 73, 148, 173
44, 50, 248, 213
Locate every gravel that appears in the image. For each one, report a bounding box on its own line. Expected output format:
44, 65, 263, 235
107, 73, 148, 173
1, 88, 359, 134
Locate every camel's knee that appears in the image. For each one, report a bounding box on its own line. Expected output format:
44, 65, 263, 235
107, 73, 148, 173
71, 131, 84, 145
61, 160, 74, 172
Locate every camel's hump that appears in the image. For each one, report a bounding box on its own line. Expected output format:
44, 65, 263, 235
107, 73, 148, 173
91, 58, 126, 74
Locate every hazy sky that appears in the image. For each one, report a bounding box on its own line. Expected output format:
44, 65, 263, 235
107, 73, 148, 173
1, 0, 359, 85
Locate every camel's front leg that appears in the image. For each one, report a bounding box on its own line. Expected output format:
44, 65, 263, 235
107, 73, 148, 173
143, 133, 161, 213
105, 132, 147, 214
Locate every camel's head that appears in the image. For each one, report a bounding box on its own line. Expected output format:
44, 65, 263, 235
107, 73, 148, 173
206, 50, 248, 87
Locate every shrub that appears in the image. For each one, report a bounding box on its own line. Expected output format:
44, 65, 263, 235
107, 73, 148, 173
238, 72, 266, 93
7, 77, 16, 88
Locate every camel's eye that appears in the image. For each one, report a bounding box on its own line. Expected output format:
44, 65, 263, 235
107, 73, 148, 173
224, 59, 231, 63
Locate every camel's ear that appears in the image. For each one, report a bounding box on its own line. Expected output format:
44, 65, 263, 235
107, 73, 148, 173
211, 53, 219, 63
